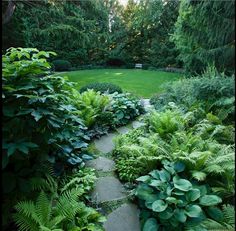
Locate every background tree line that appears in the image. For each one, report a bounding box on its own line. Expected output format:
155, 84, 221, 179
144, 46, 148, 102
2, 0, 235, 74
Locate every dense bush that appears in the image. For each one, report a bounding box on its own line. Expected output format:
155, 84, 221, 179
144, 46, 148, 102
110, 92, 145, 126
80, 82, 123, 94
150, 68, 235, 123
52, 59, 72, 71
2, 48, 95, 229
13, 167, 105, 231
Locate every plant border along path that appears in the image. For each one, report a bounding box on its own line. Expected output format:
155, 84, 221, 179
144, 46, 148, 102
86, 99, 152, 231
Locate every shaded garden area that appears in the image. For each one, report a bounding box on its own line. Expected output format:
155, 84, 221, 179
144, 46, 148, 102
2, 0, 235, 231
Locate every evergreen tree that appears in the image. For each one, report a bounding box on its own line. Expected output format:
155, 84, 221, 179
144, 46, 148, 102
172, 0, 235, 74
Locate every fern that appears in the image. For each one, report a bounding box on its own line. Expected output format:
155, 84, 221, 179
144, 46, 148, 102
202, 205, 235, 231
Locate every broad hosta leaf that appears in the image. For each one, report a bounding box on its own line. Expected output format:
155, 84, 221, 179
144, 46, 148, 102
143, 218, 159, 231
149, 170, 160, 179
159, 169, 171, 182
158, 207, 173, 220
199, 195, 222, 206
152, 200, 168, 212
136, 185, 154, 201
185, 205, 202, 217
186, 189, 201, 202
174, 162, 185, 173
173, 176, 192, 191
174, 208, 187, 223
149, 180, 163, 187
136, 175, 151, 182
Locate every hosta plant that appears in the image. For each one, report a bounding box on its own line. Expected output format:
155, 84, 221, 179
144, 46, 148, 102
135, 160, 223, 231
110, 92, 144, 126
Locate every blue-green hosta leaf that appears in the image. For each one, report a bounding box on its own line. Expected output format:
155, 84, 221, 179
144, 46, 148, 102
186, 189, 201, 202
81, 154, 93, 161
149, 180, 163, 187
67, 156, 83, 165
158, 207, 173, 220
135, 184, 154, 201
166, 197, 178, 204
73, 141, 88, 149
159, 169, 171, 182
199, 195, 222, 206
173, 162, 185, 173
143, 218, 159, 231
173, 176, 192, 191
174, 208, 187, 223
152, 200, 168, 212
149, 170, 160, 179
136, 175, 151, 182
185, 205, 202, 217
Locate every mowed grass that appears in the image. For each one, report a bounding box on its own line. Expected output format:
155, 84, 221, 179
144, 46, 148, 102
57, 69, 182, 97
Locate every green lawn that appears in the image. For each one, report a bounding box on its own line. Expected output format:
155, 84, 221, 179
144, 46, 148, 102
56, 69, 182, 97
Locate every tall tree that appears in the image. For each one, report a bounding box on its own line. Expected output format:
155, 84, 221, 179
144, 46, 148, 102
172, 0, 235, 74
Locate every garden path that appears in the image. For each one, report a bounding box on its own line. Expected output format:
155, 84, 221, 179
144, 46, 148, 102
86, 99, 153, 231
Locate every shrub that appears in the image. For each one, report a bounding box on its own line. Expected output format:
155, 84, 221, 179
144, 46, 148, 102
135, 160, 223, 231
110, 92, 145, 126
150, 68, 235, 123
52, 59, 72, 71
76, 89, 113, 137
80, 82, 123, 94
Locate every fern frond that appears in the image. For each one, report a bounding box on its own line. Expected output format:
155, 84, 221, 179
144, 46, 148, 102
35, 191, 52, 226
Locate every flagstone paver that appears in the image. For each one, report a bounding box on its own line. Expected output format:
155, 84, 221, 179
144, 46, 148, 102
91, 176, 127, 203
94, 132, 117, 153
103, 203, 141, 231
86, 157, 115, 172
116, 125, 131, 134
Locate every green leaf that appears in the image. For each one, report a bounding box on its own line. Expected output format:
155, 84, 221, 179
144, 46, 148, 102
136, 175, 151, 182
199, 195, 222, 206
185, 205, 202, 218
173, 176, 192, 191
143, 218, 159, 231
158, 207, 173, 220
136, 184, 154, 201
173, 162, 185, 173
159, 169, 171, 182
31, 110, 43, 121
166, 197, 178, 204
149, 180, 163, 187
191, 171, 207, 181
149, 170, 160, 179
174, 208, 187, 223
205, 206, 223, 221
186, 189, 201, 202
152, 200, 168, 212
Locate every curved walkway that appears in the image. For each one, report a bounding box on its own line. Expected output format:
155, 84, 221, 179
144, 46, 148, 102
86, 99, 153, 231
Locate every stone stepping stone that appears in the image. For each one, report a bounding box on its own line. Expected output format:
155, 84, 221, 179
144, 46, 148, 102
86, 157, 115, 172
116, 126, 131, 134
104, 203, 141, 231
91, 176, 126, 203
132, 120, 145, 129
94, 132, 117, 154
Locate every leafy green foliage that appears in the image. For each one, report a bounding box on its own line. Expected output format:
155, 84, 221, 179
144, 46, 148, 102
2, 48, 90, 169
52, 59, 72, 71
150, 69, 235, 123
76, 89, 112, 129
80, 82, 123, 94
172, 0, 235, 74
110, 92, 144, 126
135, 160, 222, 230
13, 189, 105, 231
